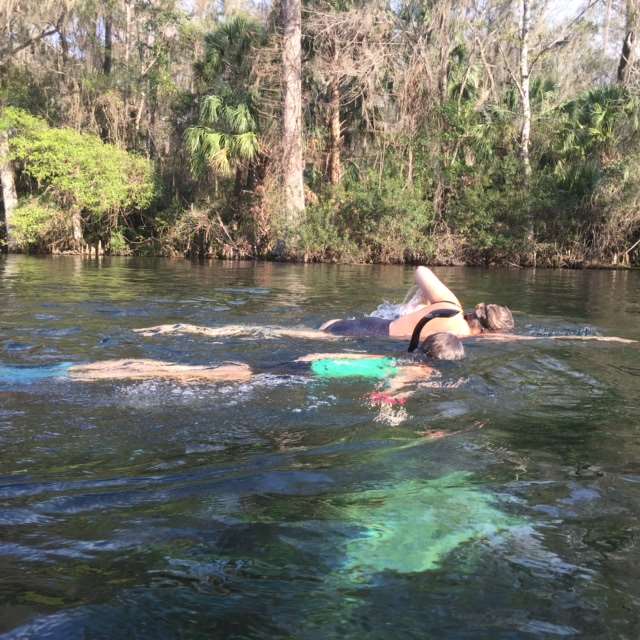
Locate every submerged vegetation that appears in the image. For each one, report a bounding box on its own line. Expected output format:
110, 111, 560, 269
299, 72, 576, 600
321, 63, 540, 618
1, 1, 640, 266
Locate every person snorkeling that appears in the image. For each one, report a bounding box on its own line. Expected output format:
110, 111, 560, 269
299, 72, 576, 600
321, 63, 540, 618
298, 331, 464, 406
0, 332, 464, 407
133, 265, 636, 346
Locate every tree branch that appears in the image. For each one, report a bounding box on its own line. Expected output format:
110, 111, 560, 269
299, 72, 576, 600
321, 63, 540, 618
530, 0, 600, 70
498, 43, 523, 99
0, 10, 67, 62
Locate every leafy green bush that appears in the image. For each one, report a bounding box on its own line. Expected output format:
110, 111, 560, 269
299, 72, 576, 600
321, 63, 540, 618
295, 200, 360, 261
11, 198, 72, 251
1, 107, 158, 252
293, 172, 434, 263
108, 229, 130, 255
2, 108, 156, 218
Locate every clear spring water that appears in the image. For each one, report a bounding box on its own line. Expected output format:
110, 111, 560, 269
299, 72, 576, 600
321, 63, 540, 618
0, 255, 639, 639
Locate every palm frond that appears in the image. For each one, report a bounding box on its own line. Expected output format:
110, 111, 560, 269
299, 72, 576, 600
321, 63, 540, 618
200, 95, 223, 125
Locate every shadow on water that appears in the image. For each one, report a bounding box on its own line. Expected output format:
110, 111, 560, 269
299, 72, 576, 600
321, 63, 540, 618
1, 256, 640, 638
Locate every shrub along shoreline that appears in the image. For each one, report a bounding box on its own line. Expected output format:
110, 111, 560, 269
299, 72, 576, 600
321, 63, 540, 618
2, 96, 638, 268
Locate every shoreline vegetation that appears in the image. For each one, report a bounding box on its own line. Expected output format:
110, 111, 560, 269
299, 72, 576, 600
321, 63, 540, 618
1, 2, 640, 268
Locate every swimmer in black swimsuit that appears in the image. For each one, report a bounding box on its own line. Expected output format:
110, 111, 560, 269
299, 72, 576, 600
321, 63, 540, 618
321, 267, 471, 340
136, 268, 471, 342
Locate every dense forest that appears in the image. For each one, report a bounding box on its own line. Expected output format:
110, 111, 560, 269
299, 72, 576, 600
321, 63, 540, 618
1, 0, 640, 266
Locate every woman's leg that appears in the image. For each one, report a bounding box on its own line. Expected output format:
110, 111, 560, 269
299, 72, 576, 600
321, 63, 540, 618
69, 359, 253, 383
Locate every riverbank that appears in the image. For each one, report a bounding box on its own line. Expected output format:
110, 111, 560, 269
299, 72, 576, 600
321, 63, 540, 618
2, 248, 637, 270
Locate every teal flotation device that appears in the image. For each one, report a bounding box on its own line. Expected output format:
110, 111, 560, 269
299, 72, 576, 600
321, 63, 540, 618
311, 357, 398, 380
0, 362, 74, 384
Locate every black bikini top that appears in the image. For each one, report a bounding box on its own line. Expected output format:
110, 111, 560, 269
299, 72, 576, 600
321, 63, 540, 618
407, 305, 461, 352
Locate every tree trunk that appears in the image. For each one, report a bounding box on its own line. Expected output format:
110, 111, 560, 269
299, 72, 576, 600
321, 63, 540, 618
0, 131, 18, 251
604, 0, 613, 54
194, 0, 209, 19
103, 15, 113, 75
124, 1, 132, 63
520, 0, 535, 265
328, 78, 342, 185
281, 0, 305, 223
618, 1, 640, 83
72, 210, 85, 252
59, 27, 69, 66
519, 0, 532, 183
234, 166, 244, 196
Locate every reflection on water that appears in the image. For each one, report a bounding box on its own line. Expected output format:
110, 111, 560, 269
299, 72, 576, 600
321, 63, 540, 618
1, 256, 640, 639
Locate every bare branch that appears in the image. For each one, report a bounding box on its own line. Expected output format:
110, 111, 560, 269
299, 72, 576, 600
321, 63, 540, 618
530, 0, 601, 70
498, 43, 524, 99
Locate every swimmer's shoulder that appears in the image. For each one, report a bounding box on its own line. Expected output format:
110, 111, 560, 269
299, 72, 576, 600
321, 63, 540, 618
389, 305, 470, 339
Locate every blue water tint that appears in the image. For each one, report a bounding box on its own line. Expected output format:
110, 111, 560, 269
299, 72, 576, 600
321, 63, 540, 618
3, 341, 34, 352
0, 362, 74, 384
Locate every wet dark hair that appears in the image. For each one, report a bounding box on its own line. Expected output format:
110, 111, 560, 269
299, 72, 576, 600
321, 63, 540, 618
469, 303, 514, 333
464, 312, 483, 334
409, 331, 464, 361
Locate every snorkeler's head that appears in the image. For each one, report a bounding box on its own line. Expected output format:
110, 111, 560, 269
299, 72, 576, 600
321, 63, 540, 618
418, 332, 465, 361
466, 303, 514, 333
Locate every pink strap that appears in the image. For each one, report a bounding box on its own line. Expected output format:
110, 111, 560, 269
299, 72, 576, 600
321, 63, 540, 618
367, 392, 407, 406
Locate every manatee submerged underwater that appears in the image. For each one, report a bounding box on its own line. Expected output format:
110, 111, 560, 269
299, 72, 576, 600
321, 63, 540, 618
334, 471, 520, 575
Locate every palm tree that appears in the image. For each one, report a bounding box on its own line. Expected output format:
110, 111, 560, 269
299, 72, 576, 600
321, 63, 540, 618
186, 15, 264, 187
282, 0, 305, 220
185, 94, 259, 180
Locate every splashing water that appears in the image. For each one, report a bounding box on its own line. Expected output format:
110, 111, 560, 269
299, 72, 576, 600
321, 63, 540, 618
370, 284, 426, 320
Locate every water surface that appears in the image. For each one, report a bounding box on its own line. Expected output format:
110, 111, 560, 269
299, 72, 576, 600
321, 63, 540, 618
1, 256, 639, 639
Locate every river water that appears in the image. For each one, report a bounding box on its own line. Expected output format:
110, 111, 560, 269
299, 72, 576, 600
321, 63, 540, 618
1, 256, 639, 639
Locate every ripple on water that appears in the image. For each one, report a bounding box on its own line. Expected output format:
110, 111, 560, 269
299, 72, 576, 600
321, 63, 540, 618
34, 313, 59, 321
0, 509, 54, 526
32, 327, 82, 338
215, 287, 270, 295
3, 341, 35, 352
523, 323, 601, 337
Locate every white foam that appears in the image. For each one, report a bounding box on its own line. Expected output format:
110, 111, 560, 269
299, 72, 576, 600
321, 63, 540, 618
113, 372, 312, 408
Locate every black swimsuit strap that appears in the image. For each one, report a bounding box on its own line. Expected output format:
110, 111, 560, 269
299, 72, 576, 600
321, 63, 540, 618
429, 300, 462, 309
407, 307, 461, 352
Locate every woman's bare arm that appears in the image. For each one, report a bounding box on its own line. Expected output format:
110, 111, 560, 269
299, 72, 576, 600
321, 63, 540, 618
135, 323, 342, 340
414, 266, 462, 307
384, 364, 434, 398
477, 334, 637, 344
